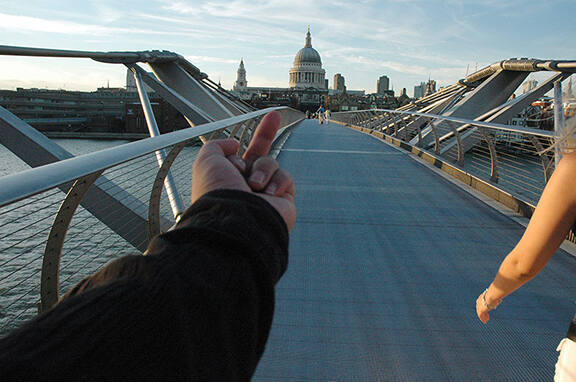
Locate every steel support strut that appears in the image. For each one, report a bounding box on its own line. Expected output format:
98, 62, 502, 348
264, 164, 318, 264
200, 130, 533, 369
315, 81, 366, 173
132, 69, 184, 220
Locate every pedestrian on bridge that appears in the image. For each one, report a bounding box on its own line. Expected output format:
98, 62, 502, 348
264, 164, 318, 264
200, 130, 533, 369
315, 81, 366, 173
317, 105, 325, 124
0, 111, 296, 381
476, 125, 576, 381
324, 108, 331, 123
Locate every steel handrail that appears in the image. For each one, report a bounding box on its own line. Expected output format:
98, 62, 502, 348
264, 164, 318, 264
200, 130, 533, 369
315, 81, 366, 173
0, 45, 182, 64
334, 109, 555, 138
0, 106, 293, 207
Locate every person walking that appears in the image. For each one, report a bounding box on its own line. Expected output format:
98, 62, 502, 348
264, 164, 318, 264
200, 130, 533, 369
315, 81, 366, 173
324, 108, 331, 124
316, 105, 325, 125
476, 121, 576, 381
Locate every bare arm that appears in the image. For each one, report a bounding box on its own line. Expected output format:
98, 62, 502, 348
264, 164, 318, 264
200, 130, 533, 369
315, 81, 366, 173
477, 152, 576, 323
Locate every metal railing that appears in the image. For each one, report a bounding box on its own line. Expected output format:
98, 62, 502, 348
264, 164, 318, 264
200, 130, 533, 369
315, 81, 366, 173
0, 44, 304, 334
0, 106, 302, 334
331, 109, 564, 208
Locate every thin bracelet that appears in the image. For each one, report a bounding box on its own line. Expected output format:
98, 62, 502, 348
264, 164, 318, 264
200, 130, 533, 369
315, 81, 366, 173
482, 289, 501, 310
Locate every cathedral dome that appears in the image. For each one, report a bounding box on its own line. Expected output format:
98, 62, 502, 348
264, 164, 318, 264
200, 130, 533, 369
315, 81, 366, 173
294, 46, 322, 65
289, 27, 326, 89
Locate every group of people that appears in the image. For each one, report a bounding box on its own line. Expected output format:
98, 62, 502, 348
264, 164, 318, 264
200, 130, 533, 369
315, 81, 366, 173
305, 105, 331, 124
0, 110, 575, 380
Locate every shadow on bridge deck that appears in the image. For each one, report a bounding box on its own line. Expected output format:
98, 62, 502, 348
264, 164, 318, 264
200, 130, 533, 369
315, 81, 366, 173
254, 119, 576, 381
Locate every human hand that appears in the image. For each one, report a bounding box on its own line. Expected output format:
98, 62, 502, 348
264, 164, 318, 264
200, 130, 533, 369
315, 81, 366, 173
191, 111, 296, 230
476, 293, 491, 324
476, 289, 501, 324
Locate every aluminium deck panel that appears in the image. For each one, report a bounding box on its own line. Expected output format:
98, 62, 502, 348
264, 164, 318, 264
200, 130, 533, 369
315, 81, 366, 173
253, 119, 576, 381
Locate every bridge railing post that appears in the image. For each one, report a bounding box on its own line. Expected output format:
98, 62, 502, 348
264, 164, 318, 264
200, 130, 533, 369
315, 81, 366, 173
401, 114, 409, 141
478, 127, 499, 183
40, 171, 104, 312
445, 120, 464, 166
416, 118, 431, 147
385, 113, 394, 135
365, 111, 373, 129
430, 121, 441, 154
528, 135, 555, 183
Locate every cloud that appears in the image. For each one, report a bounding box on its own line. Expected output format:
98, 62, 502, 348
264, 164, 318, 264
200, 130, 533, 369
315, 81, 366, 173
185, 55, 239, 64
90, 1, 124, 23
138, 12, 296, 45
322, 51, 430, 76
160, 0, 429, 47
0, 12, 193, 37
0, 57, 125, 91
0, 13, 113, 35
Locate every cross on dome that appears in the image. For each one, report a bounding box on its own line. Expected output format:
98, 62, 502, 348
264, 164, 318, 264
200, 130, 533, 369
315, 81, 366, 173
305, 26, 312, 48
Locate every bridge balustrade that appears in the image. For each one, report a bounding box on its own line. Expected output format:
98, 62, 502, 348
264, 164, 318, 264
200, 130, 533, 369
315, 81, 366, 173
332, 109, 571, 220
0, 106, 302, 334
1, 44, 574, 355
0, 43, 305, 334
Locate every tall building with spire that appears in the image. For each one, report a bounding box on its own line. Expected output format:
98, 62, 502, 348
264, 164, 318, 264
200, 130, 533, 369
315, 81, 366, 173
233, 59, 247, 91
289, 27, 326, 89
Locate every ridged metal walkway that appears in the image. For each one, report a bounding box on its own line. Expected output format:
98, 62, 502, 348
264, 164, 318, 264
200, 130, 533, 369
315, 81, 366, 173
254, 119, 576, 381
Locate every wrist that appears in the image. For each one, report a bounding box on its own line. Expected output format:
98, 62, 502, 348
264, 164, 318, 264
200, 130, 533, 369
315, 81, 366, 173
482, 288, 502, 310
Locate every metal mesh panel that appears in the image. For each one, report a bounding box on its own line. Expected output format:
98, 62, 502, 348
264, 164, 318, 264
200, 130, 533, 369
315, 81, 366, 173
0, 187, 68, 334
494, 133, 551, 203
58, 152, 161, 295
464, 133, 494, 181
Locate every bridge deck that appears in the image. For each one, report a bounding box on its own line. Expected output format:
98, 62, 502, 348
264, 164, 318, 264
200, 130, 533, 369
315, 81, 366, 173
254, 119, 576, 381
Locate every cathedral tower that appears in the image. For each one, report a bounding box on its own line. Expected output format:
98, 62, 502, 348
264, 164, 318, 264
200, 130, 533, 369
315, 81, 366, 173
233, 58, 247, 91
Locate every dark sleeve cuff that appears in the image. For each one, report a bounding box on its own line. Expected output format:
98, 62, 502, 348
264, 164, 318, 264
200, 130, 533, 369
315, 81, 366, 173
147, 189, 289, 284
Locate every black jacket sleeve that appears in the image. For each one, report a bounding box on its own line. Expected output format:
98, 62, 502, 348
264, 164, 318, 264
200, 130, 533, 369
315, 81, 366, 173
0, 190, 289, 381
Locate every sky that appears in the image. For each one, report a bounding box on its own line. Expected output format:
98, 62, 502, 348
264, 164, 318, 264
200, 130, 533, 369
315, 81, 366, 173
0, 0, 574, 97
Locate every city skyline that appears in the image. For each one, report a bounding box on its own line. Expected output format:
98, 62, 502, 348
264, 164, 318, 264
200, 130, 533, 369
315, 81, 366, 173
0, 0, 574, 96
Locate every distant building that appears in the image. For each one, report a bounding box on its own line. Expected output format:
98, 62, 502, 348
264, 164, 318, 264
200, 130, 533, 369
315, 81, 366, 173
230, 27, 328, 111
0, 87, 187, 135
334, 73, 346, 92
413, 80, 436, 99
125, 69, 155, 93
414, 82, 426, 99
328, 89, 364, 96
522, 79, 538, 94
325, 91, 398, 112
377, 75, 390, 95
379, 90, 395, 98
289, 27, 326, 90
398, 88, 410, 106
231, 58, 325, 110
424, 80, 436, 96
233, 59, 248, 91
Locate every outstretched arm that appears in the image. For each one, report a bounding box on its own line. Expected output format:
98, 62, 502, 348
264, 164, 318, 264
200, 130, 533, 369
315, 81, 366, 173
0, 112, 296, 380
477, 152, 576, 323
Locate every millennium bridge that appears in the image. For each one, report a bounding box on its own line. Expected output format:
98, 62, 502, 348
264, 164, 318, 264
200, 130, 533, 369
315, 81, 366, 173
1, 46, 576, 380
